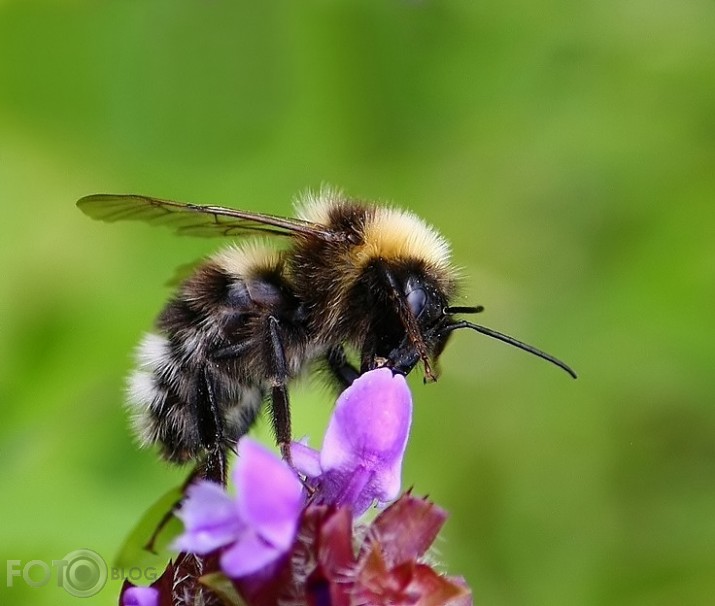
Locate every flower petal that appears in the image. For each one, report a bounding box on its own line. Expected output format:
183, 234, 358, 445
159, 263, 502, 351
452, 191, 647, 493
121, 585, 159, 606
316, 507, 355, 574
355, 546, 467, 606
317, 368, 412, 512
321, 369, 411, 468
366, 494, 448, 565
235, 439, 304, 549
173, 480, 243, 554
220, 528, 284, 578
320, 466, 372, 512
398, 562, 467, 606
444, 577, 474, 606
290, 441, 322, 478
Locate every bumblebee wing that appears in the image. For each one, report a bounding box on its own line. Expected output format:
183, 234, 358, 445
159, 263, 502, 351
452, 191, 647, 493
77, 193, 336, 239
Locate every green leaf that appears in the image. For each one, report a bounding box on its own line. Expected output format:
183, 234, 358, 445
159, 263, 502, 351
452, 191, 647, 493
114, 484, 184, 569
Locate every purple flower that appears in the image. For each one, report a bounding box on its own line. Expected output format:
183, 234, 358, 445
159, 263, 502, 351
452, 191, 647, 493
292, 367, 412, 514
121, 368, 473, 606
236, 494, 472, 606
121, 585, 159, 606
174, 438, 304, 578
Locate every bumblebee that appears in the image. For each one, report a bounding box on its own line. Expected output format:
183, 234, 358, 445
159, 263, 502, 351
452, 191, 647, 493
78, 188, 575, 482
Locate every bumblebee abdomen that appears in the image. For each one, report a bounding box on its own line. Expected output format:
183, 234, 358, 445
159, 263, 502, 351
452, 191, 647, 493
126, 243, 314, 464
127, 332, 203, 463
126, 331, 266, 463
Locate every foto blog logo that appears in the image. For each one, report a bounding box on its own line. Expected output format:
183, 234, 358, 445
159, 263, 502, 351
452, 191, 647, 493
6, 549, 108, 598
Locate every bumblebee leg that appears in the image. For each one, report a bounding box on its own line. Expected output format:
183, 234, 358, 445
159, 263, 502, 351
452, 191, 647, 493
267, 316, 293, 463
195, 367, 227, 484
272, 385, 293, 462
198, 445, 227, 485
326, 345, 359, 389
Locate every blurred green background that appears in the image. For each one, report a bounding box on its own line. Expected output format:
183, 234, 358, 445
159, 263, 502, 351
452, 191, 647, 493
1, 1, 714, 604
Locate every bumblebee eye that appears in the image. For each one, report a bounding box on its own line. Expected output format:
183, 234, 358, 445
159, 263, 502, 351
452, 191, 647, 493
406, 287, 427, 318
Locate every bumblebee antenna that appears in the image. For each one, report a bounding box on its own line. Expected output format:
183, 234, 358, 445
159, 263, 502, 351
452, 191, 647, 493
445, 305, 484, 315
443, 320, 577, 379
375, 262, 436, 381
